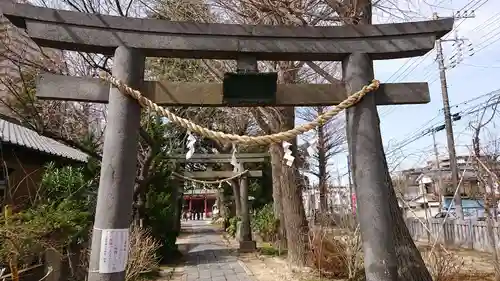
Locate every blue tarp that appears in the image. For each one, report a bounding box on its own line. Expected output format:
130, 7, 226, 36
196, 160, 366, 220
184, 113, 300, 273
442, 197, 484, 209
442, 197, 485, 217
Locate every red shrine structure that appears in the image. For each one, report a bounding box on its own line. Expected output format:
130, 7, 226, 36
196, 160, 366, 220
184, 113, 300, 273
183, 188, 217, 218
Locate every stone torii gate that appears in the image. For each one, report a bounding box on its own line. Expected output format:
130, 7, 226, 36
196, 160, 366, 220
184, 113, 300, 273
0, 2, 453, 281
169, 152, 268, 252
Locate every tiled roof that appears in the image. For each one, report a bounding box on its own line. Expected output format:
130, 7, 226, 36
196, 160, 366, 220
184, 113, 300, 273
0, 118, 88, 162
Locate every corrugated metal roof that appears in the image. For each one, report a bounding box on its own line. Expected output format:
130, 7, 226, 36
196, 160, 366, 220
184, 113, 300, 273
0, 119, 88, 162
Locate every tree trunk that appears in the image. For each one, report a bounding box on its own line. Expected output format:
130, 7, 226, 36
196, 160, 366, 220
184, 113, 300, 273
172, 181, 182, 234
271, 143, 308, 261
136, 193, 146, 228
381, 155, 433, 280
280, 154, 309, 265
279, 107, 309, 266
317, 116, 328, 212
266, 63, 310, 263
270, 143, 287, 248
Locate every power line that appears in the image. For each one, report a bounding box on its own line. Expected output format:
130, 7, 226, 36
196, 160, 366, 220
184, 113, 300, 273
382, 2, 485, 119
385, 87, 500, 155
442, 0, 487, 39
391, 0, 481, 80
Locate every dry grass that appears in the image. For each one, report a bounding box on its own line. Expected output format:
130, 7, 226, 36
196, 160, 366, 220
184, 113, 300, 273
305, 226, 364, 281
420, 243, 495, 281
301, 222, 494, 281
78, 226, 161, 281
125, 226, 162, 281
248, 210, 497, 281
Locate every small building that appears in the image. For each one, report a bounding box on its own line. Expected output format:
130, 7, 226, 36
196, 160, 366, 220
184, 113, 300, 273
183, 188, 217, 218
398, 154, 497, 201
399, 194, 441, 219
425, 155, 483, 197
396, 168, 441, 218
396, 154, 500, 218
398, 167, 429, 199
183, 188, 255, 218
0, 116, 87, 209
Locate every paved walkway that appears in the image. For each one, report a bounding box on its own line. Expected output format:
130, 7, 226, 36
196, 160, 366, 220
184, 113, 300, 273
172, 220, 253, 281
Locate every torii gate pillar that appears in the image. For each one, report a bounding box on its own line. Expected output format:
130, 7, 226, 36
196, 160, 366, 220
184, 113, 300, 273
88, 46, 144, 281
344, 53, 398, 280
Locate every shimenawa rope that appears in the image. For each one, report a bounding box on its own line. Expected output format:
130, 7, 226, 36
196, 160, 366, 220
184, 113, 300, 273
99, 72, 380, 146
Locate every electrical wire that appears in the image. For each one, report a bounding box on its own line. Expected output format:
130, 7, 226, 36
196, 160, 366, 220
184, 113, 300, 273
386, 0, 492, 103
387, 0, 486, 84
385, 87, 500, 155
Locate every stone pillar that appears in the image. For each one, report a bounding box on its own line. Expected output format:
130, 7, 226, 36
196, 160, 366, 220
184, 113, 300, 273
344, 52, 398, 281
238, 163, 256, 252
87, 46, 145, 281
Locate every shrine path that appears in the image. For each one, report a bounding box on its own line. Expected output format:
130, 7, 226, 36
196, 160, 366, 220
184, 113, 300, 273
169, 220, 254, 281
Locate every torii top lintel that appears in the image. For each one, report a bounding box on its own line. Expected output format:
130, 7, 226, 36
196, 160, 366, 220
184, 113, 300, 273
1, 2, 454, 61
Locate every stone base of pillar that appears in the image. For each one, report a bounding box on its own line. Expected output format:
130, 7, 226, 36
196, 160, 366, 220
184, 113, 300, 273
238, 240, 256, 253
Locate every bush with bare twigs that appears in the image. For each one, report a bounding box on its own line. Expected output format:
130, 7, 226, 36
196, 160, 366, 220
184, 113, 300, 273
424, 246, 466, 281
306, 226, 365, 281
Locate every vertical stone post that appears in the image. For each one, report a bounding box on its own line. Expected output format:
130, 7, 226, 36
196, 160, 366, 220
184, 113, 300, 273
344, 53, 398, 281
87, 46, 145, 281
235, 56, 257, 252
238, 163, 256, 252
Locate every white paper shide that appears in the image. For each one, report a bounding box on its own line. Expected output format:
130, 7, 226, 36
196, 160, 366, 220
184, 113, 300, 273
99, 229, 129, 273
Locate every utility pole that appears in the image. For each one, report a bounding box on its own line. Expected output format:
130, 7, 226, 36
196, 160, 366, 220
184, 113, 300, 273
431, 126, 444, 210
428, 115, 461, 211
433, 12, 473, 220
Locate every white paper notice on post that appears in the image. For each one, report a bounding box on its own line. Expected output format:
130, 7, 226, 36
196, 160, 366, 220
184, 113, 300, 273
99, 228, 129, 273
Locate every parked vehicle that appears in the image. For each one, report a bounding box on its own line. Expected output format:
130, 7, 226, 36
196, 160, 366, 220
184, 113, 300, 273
433, 210, 485, 220
433, 211, 457, 219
